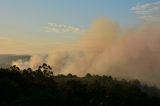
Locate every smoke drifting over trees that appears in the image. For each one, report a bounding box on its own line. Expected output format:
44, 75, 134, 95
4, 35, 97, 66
12, 18, 160, 86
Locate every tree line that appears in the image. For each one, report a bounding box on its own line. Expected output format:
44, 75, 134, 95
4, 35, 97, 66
0, 63, 160, 106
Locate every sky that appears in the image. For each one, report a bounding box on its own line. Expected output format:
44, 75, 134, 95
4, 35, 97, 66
0, 0, 160, 54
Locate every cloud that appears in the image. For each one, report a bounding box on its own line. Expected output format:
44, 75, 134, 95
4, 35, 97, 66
131, 1, 160, 22
45, 23, 82, 33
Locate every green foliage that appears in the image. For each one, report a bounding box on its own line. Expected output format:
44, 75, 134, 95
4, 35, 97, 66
0, 64, 160, 106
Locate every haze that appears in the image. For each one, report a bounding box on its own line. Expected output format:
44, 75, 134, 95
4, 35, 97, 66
1, 0, 160, 86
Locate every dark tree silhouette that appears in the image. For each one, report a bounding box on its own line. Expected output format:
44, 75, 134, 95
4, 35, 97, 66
10, 65, 20, 71
0, 64, 160, 106
37, 63, 53, 77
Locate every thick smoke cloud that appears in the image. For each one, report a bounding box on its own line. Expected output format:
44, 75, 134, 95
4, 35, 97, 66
12, 19, 160, 86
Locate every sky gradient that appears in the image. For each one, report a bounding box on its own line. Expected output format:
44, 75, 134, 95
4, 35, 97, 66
0, 0, 159, 54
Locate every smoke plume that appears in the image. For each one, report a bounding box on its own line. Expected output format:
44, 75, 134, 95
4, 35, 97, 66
12, 18, 160, 86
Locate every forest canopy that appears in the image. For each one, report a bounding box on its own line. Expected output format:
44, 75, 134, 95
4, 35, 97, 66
0, 64, 160, 106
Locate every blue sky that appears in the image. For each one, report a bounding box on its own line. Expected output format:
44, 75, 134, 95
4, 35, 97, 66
0, 0, 159, 54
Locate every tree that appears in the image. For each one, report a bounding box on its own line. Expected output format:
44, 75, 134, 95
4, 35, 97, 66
37, 63, 53, 77
10, 65, 20, 71
85, 73, 92, 78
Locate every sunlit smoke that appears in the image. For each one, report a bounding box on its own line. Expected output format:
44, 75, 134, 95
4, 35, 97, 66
12, 18, 160, 86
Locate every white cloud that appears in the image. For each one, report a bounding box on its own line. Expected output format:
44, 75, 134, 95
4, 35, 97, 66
45, 23, 82, 33
131, 1, 160, 22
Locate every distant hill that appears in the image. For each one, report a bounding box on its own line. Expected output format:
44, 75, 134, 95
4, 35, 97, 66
0, 54, 31, 68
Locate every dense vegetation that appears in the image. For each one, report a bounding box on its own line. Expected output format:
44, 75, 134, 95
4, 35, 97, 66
0, 63, 160, 106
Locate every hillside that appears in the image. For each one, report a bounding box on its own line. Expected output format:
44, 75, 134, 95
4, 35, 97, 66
0, 64, 160, 106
